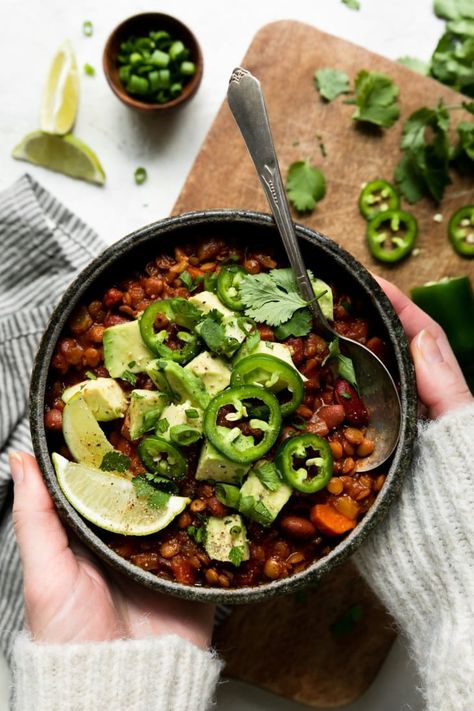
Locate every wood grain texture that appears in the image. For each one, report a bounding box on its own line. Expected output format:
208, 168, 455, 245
172, 20, 473, 708
213, 562, 396, 709
173, 21, 474, 293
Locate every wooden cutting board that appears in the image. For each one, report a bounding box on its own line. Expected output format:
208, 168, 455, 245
172, 21, 473, 708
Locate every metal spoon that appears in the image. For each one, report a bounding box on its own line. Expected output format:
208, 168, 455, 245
227, 67, 401, 471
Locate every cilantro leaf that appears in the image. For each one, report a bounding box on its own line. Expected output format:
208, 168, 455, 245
120, 370, 137, 385
434, 0, 474, 21
314, 68, 350, 101
100, 451, 131, 473
239, 495, 273, 526
395, 103, 452, 203
195, 313, 239, 357
180, 270, 203, 292
341, 0, 360, 8
187, 525, 207, 544
229, 546, 245, 567
132, 475, 172, 509
452, 120, 474, 171
286, 160, 326, 213
324, 338, 358, 388
240, 269, 308, 327
430, 30, 474, 97
216, 483, 240, 508
352, 70, 400, 128
275, 308, 312, 339
397, 56, 430, 75
253, 460, 282, 492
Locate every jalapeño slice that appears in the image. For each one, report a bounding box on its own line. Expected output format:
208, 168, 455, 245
138, 436, 187, 479
217, 265, 247, 311
448, 205, 474, 258
275, 433, 333, 494
230, 353, 304, 417
204, 385, 282, 464
367, 209, 417, 263
139, 298, 201, 364
359, 180, 400, 221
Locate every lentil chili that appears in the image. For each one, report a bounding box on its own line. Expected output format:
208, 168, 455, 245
45, 237, 390, 589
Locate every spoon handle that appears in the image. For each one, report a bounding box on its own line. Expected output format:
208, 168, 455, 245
227, 67, 328, 328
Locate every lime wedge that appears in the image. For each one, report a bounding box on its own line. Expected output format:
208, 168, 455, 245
52, 453, 190, 535
12, 131, 105, 185
41, 40, 79, 135
62, 395, 114, 468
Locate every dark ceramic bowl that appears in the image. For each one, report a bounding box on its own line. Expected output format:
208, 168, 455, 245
103, 13, 203, 113
30, 211, 417, 604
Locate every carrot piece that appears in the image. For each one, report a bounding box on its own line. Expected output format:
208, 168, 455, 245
310, 503, 356, 537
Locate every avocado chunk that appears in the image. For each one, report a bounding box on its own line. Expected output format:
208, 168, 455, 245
128, 389, 168, 440
62, 378, 128, 421
190, 291, 250, 357
185, 351, 231, 396
310, 276, 333, 320
239, 467, 292, 526
250, 341, 307, 382
160, 360, 210, 409
156, 400, 203, 441
195, 441, 250, 484
103, 320, 154, 378
189, 291, 234, 318
204, 514, 250, 564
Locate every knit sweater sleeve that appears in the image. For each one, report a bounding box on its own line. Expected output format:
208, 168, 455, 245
12, 632, 223, 711
355, 402, 474, 711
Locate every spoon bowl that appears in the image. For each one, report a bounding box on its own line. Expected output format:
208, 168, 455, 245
227, 67, 401, 470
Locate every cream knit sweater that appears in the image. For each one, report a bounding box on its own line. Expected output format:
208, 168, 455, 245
13, 404, 474, 711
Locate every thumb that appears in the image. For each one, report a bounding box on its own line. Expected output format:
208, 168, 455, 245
11, 452, 77, 585
411, 329, 473, 419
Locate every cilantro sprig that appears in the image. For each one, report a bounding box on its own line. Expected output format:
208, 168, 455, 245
100, 451, 131, 473
286, 160, 326, 213
132, 474, 172, 509
314, 68, 350, 102
240, 269, 307, 327
352, 70, 400, 128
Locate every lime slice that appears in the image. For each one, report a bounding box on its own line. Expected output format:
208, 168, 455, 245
62, 395, 114, 468
41, 40, 79, 135
52, 453, 190, 535
12, 131, 105, 185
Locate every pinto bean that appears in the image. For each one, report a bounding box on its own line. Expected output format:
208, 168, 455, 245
280, 516, 316, 539
318, 404, 346, 430
143, 276, 164, 297
44, 409, 63, 431
103, 288, 124, 308
59, 338, 83, 365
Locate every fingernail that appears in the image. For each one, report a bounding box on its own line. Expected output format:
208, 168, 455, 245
416, 329, 443, 365
9, 452, 24, 484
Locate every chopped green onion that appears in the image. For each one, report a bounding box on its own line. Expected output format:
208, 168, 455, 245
84, 63, 95, 77
83, 20, 93, 37
116, 28, 197, 104
134, 167, 147, 185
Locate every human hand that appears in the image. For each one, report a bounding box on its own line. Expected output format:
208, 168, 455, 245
375, 275, 472, 419
10, 452, 214, 648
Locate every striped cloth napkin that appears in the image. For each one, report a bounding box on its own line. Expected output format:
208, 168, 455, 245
0, 174, 105, 664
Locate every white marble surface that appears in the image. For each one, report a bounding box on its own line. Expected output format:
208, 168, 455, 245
0, 0, 441, 708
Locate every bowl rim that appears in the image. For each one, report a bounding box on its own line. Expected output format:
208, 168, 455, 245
29, 209, 417, 604
102, 11, 204, 112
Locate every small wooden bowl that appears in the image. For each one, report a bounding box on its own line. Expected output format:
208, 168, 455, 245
103, 12, 203, 113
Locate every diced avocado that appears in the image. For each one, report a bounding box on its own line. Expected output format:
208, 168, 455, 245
62, 378, 128, 421
204, 514, 250, 564
195, 441, 250, 484
157, 400, 203, 440
161, 360, 210, 409
103, 320, 154, 378
251, 341, 307, 382
128, 389, 168, 440
62, 395, 115, 468
146, 359, 174, 395
189, 291, 234, 318
239, 469, 292, 525
310, 276, 333, 320
185, 351, 231, 396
